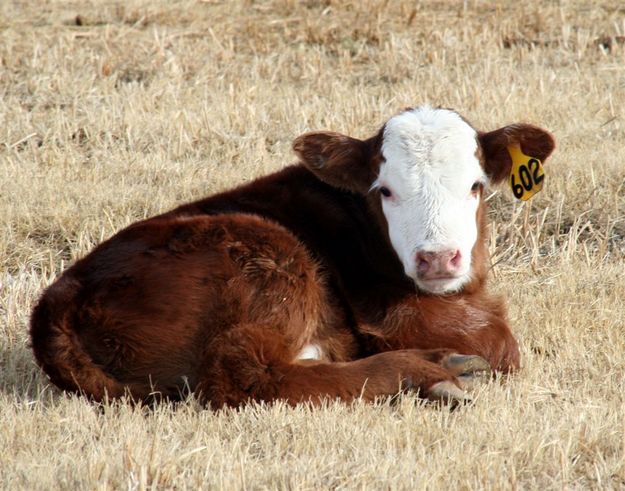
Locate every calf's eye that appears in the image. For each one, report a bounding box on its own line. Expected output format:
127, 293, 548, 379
379, 186, 392, 198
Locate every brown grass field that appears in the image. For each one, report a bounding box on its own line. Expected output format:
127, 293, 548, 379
1, 0, 625, 489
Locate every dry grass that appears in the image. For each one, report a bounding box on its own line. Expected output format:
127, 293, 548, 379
1, 0, 625, 489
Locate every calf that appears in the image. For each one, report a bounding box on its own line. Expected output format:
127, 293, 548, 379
30, 106, 555, 407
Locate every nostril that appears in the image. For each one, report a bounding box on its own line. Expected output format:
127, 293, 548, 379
416, 253, 431, 274
449, 250, 462, 269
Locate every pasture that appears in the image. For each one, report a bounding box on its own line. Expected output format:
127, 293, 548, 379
1, 0, 624, 488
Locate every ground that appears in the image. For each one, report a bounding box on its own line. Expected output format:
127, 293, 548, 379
1, 0, 625, 489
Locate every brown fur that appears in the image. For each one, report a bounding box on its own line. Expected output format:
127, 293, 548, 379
30, 108, 555, 407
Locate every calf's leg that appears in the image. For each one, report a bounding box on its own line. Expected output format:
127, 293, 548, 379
195, 324, 489, 407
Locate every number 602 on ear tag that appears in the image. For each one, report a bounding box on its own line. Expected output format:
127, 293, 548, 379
507, 144, 545, 201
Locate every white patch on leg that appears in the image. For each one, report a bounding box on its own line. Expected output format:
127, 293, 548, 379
296, 343, 324, 361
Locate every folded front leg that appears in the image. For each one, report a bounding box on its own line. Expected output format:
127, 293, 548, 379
358, 293, 520, 373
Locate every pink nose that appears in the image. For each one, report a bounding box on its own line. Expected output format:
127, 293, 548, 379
416, 249, 462, 278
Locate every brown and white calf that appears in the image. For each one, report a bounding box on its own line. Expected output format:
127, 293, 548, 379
30, 106, 555, 407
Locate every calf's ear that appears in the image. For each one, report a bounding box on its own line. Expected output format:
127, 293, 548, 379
293, 131, 374, 194
479, 124, 555, 184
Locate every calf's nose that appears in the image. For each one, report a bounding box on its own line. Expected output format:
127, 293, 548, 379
416, 249, 462, 278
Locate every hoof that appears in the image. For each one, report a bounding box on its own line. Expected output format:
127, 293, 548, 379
456, 373, 489, 391
443, 354, 491, 376
428, 380, 472, 405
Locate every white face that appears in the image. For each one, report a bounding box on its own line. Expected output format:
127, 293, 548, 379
373, 107, 486, 295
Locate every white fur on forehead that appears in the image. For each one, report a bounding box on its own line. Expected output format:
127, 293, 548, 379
378, 106, 485, 191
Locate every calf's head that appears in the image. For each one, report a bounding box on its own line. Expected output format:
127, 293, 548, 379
293, 106, 555, 295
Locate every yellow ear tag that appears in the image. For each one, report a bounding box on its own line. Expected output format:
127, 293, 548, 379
508, 143, 545, 201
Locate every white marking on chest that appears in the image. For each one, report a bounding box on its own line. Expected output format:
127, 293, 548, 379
296, 343, 324, 361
